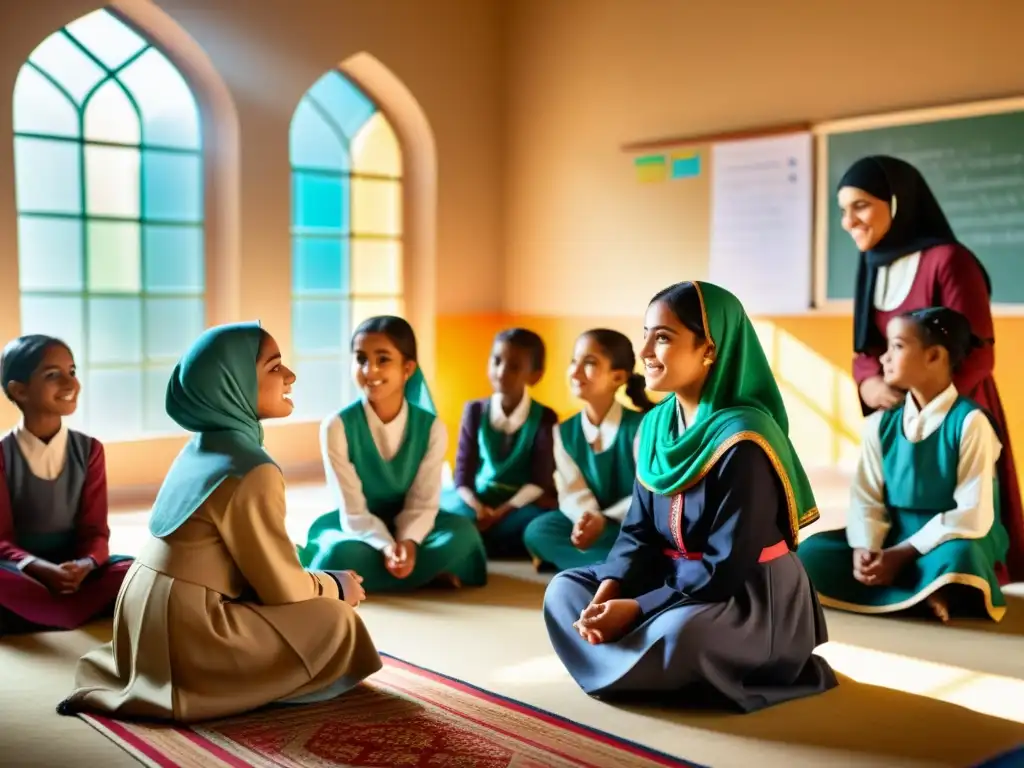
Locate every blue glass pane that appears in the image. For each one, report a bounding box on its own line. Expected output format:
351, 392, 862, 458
144, 298, 204, 362
14, 137, 81, 214
292, 172, 349, 233
65, 9, 148, 71
85, 368, 143, 439
13, 65, 78, 137
307, 71, 376, 139
88, 297, 142, 364
144, 225, 204, 292
119, 48, 201, 150
20, 296, 85, 358
293, 298, 348, 355
292, 357, 349, 420
27, 29, 106, 105
290, 100, 348, 171
143, 150, 202, 221
143, 366, 178, 433
18, 216, 83, 291
293, 236, 348, 295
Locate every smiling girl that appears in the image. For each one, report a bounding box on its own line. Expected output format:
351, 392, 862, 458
0, 335, 132, 634
59, 323, 380, 722
542, 282, 836, 712
799, 307, 1009, 623
300, 316, 487, 592
524, 329, 653, 571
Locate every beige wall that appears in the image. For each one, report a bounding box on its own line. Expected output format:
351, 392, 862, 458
503, 0, 1024, 315
0, 0, 505, 490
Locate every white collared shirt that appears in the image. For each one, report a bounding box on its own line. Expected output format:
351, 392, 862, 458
847, 384, 1001, 555
873, 251, 921, 311
321, 399, 448, 551
553, 400, 639, 524
13, 421, 69, 481
457, 392, 544, 511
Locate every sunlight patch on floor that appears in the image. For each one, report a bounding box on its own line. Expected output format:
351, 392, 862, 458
819, 641, 1024, 724
490, 654, 571, 686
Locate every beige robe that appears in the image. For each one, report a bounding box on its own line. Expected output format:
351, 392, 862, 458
59, 464, 382, 723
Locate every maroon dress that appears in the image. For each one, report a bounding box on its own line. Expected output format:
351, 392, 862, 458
0, 432, 132, 632
852, 243, 1024, 582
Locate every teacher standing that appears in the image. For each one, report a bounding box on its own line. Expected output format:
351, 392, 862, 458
837, 155, 1024, 582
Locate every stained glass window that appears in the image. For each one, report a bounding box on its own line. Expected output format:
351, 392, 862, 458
13, 8, 204, 439
289, 71, 404, 419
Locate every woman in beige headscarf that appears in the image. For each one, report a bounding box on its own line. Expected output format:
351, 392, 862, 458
57, 321, 382, 723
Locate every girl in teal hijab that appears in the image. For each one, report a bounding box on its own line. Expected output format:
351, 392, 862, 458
543, 281, 837, 713
299, 316, 487, 592
58, 322, 382, 723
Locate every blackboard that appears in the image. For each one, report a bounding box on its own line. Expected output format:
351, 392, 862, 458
824, 109, 1024, 303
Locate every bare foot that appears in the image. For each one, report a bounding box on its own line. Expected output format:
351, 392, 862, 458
927, 592, 950, 623
428, 573, 463, 589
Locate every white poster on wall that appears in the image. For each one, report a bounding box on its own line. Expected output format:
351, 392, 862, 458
708, 132, 813, 315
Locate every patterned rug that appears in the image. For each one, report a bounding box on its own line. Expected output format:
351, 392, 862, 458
77, 653, 702, 767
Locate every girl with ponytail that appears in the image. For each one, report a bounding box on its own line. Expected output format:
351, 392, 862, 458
524, 329, 653, 571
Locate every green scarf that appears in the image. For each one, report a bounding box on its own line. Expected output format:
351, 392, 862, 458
403, 367, 435, 415
636, 282, 819, 542
149, 321, 277, 537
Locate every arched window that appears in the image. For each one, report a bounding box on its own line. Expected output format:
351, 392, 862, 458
12, 8, 204, 439
289, 70, 403, 419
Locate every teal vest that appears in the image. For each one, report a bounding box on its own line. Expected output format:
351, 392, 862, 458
340, 400, 435, 524
560, 406, 642, 509
475, 399, 544, 506
879, 395, 1001, 516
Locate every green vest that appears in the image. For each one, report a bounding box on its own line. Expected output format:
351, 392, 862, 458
559, 406, 642, 509
340, 400, 435, 524
475, 399, 544, 506
879, 396, 1008, 559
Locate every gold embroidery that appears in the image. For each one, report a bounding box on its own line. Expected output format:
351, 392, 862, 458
639, 431, 819, 545
817, 572, 1006, 622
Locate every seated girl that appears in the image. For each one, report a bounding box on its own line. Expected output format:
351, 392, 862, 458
799, 307, 1009, 623
448, 328, 559, 558
543, 281, 837, 713
524, 329, 653, 571
58, 323, 381, 722
299, 316, 487, 591
0, 335, 131, 634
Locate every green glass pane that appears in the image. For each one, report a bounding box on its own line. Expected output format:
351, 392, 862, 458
292, 357, 349, 420
144, 298, 204, 362
118, 48, 200, 149
143, 366, 178, 433
13, 65, 78, 137
143, 150, 201, 221
290, 100, 348, 171
18, 216, 83, 291
14, 137, 81, 214
64, 9, 148, 71
293, 298, 348, 355
292, 171, 349, 234
20, 295, 84, 358
144, 225, 203, 292
85, 145, 140, 217
87, 221, 140, 292
292, 236, 348, 295
88, 297, 142, 364
27, 29, 106, 105
84, 367, 143, 439
84, 79, 140, 144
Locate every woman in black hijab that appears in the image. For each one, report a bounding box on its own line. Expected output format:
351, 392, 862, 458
837, 155, 1024, 582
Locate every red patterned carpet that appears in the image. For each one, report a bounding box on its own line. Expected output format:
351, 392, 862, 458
76, 654, 700, 767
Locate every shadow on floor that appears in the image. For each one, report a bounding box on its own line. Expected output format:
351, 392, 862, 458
617, 673, 1024, 767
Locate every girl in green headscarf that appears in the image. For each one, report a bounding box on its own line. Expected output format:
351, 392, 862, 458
542, 281, 838, 713
299, 316, 488, 592
58, 322, 382, 723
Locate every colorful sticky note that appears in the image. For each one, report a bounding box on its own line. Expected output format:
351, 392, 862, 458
635, 154, 668, 183
670, 153, 701, 179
